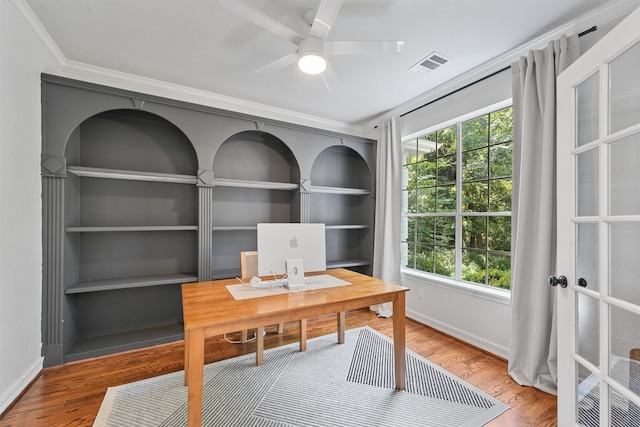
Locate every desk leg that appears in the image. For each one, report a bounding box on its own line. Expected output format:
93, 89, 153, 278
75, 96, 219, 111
186, 328, 205, 427
299, 319, 307, 352
393, 293, 406, 390
337, 311, 346, 344
256, 326, 265, 366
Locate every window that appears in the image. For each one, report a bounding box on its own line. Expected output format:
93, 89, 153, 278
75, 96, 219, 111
401, 106, 513, 290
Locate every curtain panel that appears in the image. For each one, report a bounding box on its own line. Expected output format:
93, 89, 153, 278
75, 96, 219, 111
371, 116, 402, 317
508, 34, 580, 394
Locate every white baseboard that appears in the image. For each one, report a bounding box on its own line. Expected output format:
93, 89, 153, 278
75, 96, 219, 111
0, 357, 43, 415
407, 309, 509, 360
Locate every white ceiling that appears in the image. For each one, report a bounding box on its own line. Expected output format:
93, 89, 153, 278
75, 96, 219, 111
21, 0, 637, 133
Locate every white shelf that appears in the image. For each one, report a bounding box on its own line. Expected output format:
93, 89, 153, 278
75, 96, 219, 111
67, 166, 197, 184
66, 225, 198, 232
65, 273, 199, 294
310, 185, 371, 195
326, 259, 371, 269
212, 225, 258, 231
214, 177, 299, 190
326, 224, 371, 230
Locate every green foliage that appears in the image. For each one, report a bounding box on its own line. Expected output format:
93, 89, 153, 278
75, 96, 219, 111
402, 106, 513, 290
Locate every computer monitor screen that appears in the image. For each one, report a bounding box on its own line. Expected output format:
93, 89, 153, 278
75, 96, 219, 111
257, 223, 326, 276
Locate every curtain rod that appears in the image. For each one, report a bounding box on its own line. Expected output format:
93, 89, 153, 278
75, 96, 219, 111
396, 25, 598, 120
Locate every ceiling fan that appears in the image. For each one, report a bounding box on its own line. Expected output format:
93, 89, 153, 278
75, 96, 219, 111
220, 0, 404, 91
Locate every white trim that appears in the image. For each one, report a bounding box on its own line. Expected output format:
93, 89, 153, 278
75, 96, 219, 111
406, 309, 509, 359
59, 61, 366, 137
402, 269, 511, 306
402, 99, 512, 141
0, 357, 42, 415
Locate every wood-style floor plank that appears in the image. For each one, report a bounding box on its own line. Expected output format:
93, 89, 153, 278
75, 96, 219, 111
0, 309, 557, 426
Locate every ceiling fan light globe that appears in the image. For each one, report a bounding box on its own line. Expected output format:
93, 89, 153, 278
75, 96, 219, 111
298, 53, 327, 75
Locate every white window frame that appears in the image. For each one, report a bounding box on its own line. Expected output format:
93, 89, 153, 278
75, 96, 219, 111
401, 99, 513, 303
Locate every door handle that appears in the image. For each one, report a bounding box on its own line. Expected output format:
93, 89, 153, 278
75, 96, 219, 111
578, 278, 587, 288
548, 275, 568, 288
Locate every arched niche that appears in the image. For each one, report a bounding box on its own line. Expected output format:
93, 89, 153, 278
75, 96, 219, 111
210, 130, 302, 275
309, 145, 374, 275
65, 109, 197, 175
213, 130, 300, 184
311, 145, 372, 190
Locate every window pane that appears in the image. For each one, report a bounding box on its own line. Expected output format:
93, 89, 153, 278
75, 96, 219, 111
415, 244, 433, 272
462, 182, 488, 212
489, 107, 513, 144
462, 216, 487, 249
437, 125, 457, 156
404, 162, 417, 189
462, 115, 488, 151
403, 241, 415, 269
422, 133, 438, 161
416, 216, 434, 245
436, 185, 456, 212
489, 178, 512, 212
435, 216, 455, 246
416, 160, 436, 188
417, 187, 435, 213
403, 216, 416, 242
490, 142, 512, 178
488, 253, 510, 289
488, 216, 511, 251
402, 139, 418, 165
435, 246, 455, 277
405, 189, 417, 213
463, 148, 488, 181
462, 249, 486, 284
436, 155, 456, 184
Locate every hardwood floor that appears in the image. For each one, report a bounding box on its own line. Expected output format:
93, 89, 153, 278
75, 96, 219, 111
0, 308, 557, 426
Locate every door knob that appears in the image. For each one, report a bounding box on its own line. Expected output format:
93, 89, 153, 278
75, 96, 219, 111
548, 275, 568, 288
578, 277, 587, 288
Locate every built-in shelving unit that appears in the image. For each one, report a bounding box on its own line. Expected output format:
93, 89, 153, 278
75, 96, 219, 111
60, 109, 199, 362
41, 75, 376, 366
311, 146, 374, 275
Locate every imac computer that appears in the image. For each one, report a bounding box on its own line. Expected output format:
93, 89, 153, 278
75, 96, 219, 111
257, 223, 326, 288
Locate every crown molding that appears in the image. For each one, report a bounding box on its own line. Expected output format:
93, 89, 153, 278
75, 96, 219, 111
6, 0, 366, 138
58, 61, 367, 138
5, 0, 65, 67
365, 0, 640, 131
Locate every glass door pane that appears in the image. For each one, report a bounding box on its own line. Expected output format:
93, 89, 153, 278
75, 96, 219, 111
610, 41, 640, 134
577, 72, 600, 146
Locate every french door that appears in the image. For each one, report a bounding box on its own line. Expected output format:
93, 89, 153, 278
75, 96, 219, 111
556, 6, 640, 426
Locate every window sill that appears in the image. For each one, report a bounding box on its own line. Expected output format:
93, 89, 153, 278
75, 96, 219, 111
401, 268, 511, 306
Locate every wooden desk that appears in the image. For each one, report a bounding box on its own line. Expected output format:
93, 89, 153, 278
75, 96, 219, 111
181, 268, 409, 427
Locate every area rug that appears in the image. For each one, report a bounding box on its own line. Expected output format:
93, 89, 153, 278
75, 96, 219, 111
94, 327, 508, 427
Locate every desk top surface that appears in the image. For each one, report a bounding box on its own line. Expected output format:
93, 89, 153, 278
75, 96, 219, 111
182, 268, 407, 331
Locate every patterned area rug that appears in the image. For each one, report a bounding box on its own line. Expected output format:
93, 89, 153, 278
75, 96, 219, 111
94, 327, 508, 426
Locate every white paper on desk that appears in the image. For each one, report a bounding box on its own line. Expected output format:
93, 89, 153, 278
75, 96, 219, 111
226, 274, 350, 300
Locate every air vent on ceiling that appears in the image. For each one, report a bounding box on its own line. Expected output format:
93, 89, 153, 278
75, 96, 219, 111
410, 52, 450, 75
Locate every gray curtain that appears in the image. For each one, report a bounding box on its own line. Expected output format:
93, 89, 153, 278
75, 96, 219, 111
371, 116, 402, 317
508, 35, 580, 394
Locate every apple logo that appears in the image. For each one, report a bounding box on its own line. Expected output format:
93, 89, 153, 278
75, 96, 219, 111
289, 235, 298, 248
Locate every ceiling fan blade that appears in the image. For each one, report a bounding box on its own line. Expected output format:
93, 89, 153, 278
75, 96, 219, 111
327, 40, 404, 55
320, 62, 340, 92
220, 0, 304, 45
253, 51, 298, 74
309, 0, 344, 39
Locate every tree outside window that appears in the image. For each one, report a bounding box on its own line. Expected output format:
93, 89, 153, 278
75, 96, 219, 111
401, 106, 513, 290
